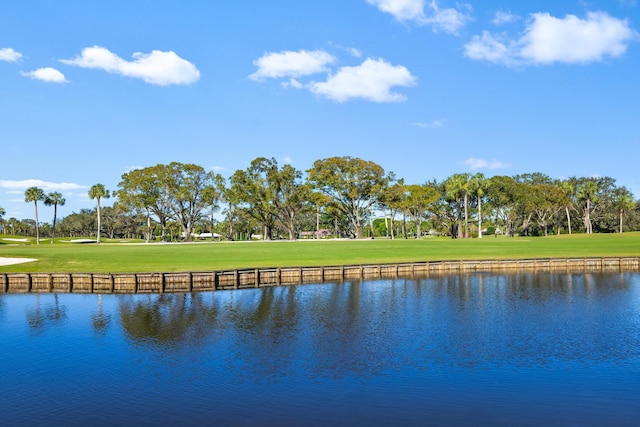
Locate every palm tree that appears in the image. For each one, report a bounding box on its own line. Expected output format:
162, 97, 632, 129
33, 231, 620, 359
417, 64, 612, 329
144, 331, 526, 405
576, 179, 599, 234
0, 206, 5, 234
559, 181, 574, 235
24, 186, 45, 244
88, 184, 110, 243
470, 173, 486, 239
44, 192, 66, 244
444, 173, 470, 238
613, 190, 635, 233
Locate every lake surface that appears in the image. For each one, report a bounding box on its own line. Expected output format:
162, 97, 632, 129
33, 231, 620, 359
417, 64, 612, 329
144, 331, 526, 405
2, 272, 640, 426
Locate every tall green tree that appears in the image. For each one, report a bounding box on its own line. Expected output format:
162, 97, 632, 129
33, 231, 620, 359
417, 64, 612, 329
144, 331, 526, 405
403, 183, 439, 239
44, 192, 65, 243
272, 163, 312, 240
378, 179, 405, 239
558, 180, 575, 235
118, 165, 176, 242
88, 183, 111, 243
229, 158, 310, 240
485, 176, 519, 237
163, 162, 215, 242
308, 156, 389, 239
202, 173, 226, 240
612, 188, 636, 233
228, 159, 278, 240
530, 183, 567, 236
442, 173, 470, 238
575, 178, 599, 234
24, 186, 45, 244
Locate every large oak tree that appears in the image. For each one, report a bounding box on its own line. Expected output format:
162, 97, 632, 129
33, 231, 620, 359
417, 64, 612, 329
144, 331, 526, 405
308, 156, 388, 239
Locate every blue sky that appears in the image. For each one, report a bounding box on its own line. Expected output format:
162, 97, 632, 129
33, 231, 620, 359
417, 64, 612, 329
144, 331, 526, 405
1, 0, 639, 220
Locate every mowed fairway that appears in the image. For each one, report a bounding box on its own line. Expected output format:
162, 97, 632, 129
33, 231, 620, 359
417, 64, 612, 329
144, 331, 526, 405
1, 232, 640, 273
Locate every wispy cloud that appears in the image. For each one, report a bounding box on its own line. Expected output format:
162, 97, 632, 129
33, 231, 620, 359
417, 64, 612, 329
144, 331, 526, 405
346, 48, 363, 58
367, 0, 472, 34
411, 119, 446, 128
0, 47, 22, 62
61, 46, 200, 86
21, 67, 68, 83
492, 10, 519, 26
249, 50, 335, 81
310, 58, 416, 103
0, 179, 87, 192
461, 158, 511, 170
282, 156, 293, 164
465, 11, 638, 67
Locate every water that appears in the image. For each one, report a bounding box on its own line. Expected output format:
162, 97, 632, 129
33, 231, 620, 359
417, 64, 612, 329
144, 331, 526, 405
1, 272, 640, 426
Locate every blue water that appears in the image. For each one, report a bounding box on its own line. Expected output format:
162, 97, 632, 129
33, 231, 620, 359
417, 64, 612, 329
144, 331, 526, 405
1, 272, 640, 426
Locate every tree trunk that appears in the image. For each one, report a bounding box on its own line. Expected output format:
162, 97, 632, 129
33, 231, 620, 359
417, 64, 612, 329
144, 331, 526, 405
145, 208, 151, 243
464, 192, 469, 238
51, 204, 57, 244
96, 199, 101, 244
477, 196, 482, 239
620, 208, 624, 233
565, 206, 572, 235
457, 195, 463, 239
383, 207, 389, 238
584, 198, 592, 234
34, 201, 40, 245
390, 211, 395, 239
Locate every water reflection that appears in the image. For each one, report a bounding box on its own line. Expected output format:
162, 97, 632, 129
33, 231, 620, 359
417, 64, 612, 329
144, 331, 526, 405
1, 271, 640, 426
26, 294, 67, 333
91, 294, 111, 335
100, 272, 638, 374
118, 293, 220, 349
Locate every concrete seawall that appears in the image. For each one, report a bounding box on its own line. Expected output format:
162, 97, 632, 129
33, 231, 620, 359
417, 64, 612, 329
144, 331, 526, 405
1, 257, 639, 294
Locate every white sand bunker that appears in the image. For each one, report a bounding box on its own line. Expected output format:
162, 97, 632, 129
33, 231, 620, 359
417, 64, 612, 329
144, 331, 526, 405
0, 257, 38, 266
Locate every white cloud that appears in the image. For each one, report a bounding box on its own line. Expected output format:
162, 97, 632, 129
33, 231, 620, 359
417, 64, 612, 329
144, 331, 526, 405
492, 11, 519, 26
367, 0, 471, 34
520, 12, 637, 64
0, 179, 86, 192
464, 31, 516, 66
21, 67, 68, 83
282, 156, 293, 164
250, 50, 335, 80
367, 0, 425, 21
310, 58, 416, 103
281, 78, 303, 89
61, 46, 200, 86
0, 47, 22, 62
411, 119, 446, 128
347, 48, 363, 58
209, 166, 225, 172
423, 1, 471, 34
461, 158, 511, 170
465, 11, 638, 67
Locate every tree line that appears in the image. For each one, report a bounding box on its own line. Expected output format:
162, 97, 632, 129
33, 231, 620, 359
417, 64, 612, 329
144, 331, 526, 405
2, 156, 639, 243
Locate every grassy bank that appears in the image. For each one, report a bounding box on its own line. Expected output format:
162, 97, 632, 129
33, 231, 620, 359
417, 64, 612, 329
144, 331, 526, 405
1, 232, 639, 273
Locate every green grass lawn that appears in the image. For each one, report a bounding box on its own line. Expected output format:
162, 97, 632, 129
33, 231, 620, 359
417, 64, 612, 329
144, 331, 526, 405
1, 232, 639, 273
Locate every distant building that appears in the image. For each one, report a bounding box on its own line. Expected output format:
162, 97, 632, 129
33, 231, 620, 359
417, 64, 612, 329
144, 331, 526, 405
300, 229, 332, 239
